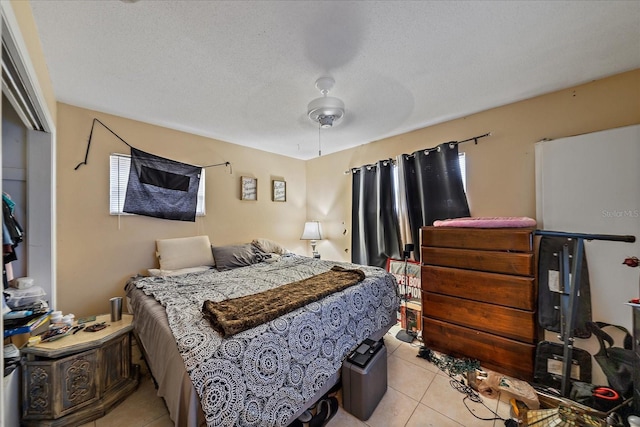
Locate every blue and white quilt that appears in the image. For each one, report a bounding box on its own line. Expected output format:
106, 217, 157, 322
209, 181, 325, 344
131, 255, 399, 427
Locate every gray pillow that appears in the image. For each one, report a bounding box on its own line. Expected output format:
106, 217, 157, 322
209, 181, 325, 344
211, 244, 267, 271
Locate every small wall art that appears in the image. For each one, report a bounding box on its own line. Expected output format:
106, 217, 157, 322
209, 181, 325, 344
272, 180, 286, 202
241, 176, 257, 200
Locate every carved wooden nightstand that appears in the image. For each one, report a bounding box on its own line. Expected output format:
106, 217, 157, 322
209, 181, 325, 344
21, 314, 139, 426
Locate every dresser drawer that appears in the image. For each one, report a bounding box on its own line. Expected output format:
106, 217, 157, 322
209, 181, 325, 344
421, 227, 533, 252
421, 247, 534, 276
423, 292, 537, 343
422, 317, 536, 381
422, 265, 535, 310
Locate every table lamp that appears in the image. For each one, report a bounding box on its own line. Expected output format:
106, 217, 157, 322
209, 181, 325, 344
301, 221, 323, 258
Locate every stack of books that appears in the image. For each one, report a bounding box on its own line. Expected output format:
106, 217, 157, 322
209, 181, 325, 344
3, 310, 52, 339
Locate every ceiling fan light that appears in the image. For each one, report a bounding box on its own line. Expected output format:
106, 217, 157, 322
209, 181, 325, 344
307, 96, 345, 124
318, 115, 335, 128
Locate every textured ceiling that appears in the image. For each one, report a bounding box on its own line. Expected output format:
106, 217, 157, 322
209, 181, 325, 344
31, 1, 640, 160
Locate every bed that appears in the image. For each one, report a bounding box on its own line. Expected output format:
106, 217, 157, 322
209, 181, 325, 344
125, 237, 399, 427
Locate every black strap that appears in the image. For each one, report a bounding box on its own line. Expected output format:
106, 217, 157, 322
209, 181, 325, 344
586, 321, 633, 356
75, 118, 231, 172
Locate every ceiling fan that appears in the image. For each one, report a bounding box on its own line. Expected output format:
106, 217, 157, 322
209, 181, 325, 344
307, 77, 345, 128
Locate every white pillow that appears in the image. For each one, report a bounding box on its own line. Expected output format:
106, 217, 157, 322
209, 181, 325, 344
148, 266, 213, 277
156, 236, 215, 270
251, 238, 288, 255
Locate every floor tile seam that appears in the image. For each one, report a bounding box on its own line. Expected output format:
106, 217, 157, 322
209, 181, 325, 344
141, 413, 170, 427
400, 397, 423, 427
389, 356, 433, 374
389, 353, 439, 375
384, 343, 402, 356
393, 350, 444, 373
421, 376, 498, 425
414, 401, 467, 427
387, 383, 422, 406
417, 370, 437, 401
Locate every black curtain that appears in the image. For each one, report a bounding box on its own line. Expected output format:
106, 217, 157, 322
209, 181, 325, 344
351, 160, 402, 268
400, 142, 470, 260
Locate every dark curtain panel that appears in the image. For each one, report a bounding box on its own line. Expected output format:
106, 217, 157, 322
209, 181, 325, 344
400, 142, 470, 260
351, 160, 402, 268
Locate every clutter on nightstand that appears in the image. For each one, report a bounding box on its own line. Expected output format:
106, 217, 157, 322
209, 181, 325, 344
3, 279, 52, 346
3, 285, 47, 309
9, 276, 34, 289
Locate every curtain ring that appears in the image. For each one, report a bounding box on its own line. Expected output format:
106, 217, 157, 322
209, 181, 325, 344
437, 146, 442, 152
424, 150, 429, 156
449, 142, 455, 149
366, 165, 372, 171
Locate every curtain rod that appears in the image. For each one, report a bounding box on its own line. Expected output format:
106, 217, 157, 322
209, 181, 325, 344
344, 131, 491, 174
535, 229, 635, 243
343, 158, 395, 175
75, 118, 232, 173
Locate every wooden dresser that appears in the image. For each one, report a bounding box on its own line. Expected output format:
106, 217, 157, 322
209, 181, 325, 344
420, 226, 537, 380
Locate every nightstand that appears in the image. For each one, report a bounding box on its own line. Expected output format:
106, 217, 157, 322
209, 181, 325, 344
20, 314, 139, 426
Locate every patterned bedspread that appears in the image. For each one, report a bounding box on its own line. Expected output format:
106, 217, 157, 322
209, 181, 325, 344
130, 255, 399, 427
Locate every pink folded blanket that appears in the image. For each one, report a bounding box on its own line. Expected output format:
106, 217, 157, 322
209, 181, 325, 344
433, 216, 537, 228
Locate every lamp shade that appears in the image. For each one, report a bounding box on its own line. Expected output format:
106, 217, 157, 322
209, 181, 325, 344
301, 221, 323, 241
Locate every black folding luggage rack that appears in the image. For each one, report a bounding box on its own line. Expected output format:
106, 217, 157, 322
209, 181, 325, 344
534, 229, 635, 397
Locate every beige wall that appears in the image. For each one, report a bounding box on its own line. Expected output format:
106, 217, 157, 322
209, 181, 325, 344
8, 0, 57, 124
306, 69, 640, 262
56, 104, 307, 316
17, 0, 638, 317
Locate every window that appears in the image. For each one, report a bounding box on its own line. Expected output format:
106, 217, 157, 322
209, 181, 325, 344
392, 151, 467, 251
109, 153, 205, 216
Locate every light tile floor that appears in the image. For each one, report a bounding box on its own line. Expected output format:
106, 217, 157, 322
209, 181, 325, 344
80, 333, 513, 427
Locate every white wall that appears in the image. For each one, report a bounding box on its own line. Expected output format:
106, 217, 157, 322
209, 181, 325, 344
535, 124, 640, 386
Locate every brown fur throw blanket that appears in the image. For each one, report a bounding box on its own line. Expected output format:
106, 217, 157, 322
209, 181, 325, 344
202, 265, 366, 337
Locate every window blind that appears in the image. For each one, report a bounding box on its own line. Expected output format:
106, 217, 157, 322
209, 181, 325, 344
109, 153, 205, 216
459, 152, 467, 193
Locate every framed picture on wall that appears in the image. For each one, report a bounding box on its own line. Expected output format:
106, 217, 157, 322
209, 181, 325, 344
241, 176, 257, 201
272, 180, 286, 202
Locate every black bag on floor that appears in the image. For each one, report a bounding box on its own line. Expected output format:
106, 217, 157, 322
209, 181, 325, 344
586, 321, 634, 398
534, 341, 592, 390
